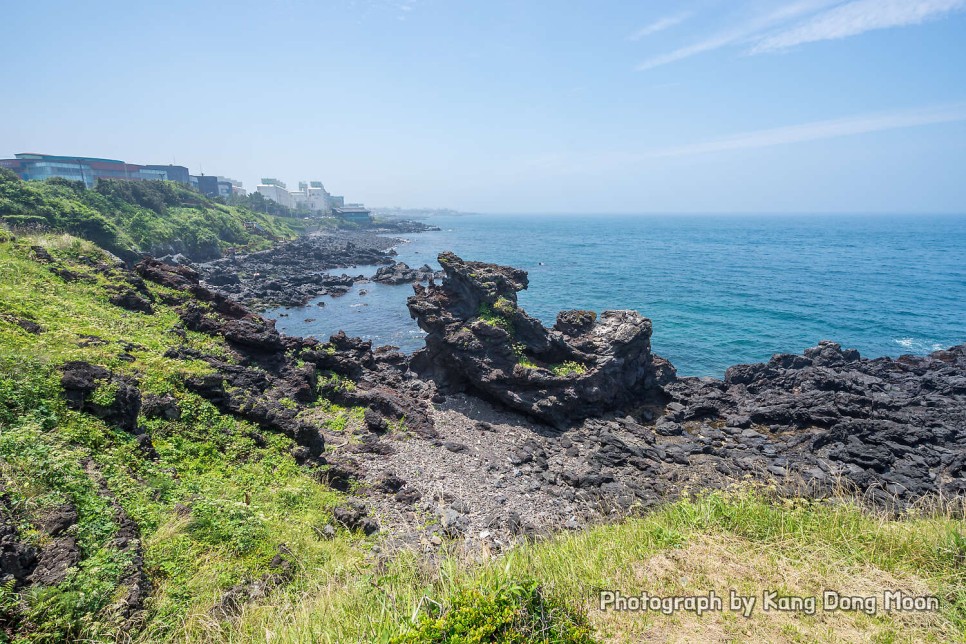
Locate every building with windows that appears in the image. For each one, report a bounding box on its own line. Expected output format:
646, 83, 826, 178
0, 153, 190, 188
256, 178, 294, 208
216, 178, 234, 199
145, 164, 190, 184
291, 180, 331, 213
218, 177, 246, 197
192, 175, 221, 198
333, 205, 372, 224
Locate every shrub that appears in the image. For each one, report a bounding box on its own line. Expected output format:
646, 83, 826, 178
394, 580, 594, 644
187, 498, 267, 555
551, 361, 587, 377
477, 303, 513, 333
0, 214, 48, 228
493, 296, 516, 317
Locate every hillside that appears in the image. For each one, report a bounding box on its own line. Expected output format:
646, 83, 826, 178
0, 171, 304, 263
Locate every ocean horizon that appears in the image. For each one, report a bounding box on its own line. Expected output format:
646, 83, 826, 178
270, 213, 966, 378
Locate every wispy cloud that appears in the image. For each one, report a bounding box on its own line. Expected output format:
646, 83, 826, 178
636, 0, 966, 70
751, 0, 966, 53
648, 103, 966, 158
628, 12, 693, 41
510, 103, 966, 178
636, 0, 840, 70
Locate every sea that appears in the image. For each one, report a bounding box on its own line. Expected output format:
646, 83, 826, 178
267, 214, 966, 378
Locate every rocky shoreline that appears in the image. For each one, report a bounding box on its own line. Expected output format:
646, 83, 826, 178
8, 239, 962, 632
189, 224, 444, 311
126, 250, 964, 549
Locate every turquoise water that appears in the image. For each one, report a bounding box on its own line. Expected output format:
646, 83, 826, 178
269, 214, 966, 377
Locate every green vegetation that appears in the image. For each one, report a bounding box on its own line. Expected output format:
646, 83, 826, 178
492, 296, 516, 317
1, 192, 964, 642
0, 170, 304, 261
517, 356, 539, 370
550, 361, 587, 377
476, 302, 514, 333
477, 301, 589, 376
300, 400, 365, 433
0, 231, 352, 642
392, 580, 593, 644
182, 486, 966, 643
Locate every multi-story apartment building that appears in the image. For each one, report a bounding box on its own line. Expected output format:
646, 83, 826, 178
291, 180, 331, 213
256, 178, 295, 208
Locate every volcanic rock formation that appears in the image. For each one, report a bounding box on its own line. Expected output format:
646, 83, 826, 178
407, 252, 675, 427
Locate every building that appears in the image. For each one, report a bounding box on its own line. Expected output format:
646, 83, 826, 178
333, 205, 372, 224
1, 154, 95, 185
218, 177, 246, 197
256, 178, 294, 208
0, 153, 190, 188
291, 180, 330, 213
215, 178, 235, 199
145, 164, 190, 184
328, 195, 345, 210
192, 175, 220, 198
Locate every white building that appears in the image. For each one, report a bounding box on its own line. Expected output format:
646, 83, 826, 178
219, 176, 247, 197
291, 180, 331, 213
256, 178, 294, 208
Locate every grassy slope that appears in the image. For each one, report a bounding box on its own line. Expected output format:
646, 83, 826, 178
0, 232, 357, 642
212, 490, 966, 643
0, 171, 304, 262
0, 229, 963, 643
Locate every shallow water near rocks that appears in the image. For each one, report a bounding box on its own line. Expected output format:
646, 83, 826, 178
269, 213, 966, 377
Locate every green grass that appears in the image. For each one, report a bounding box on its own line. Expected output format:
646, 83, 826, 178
0, 231, 358, 642
517, 355, 539, 370
178, 486, 965, 643
299, 400, 366, 433
0, 170, 303, 262
550, 361, 587, 377
391, 580, 594, 643
476, 303, 513, 334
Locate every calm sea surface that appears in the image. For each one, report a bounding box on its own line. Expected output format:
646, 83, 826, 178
268, 214, 966, 377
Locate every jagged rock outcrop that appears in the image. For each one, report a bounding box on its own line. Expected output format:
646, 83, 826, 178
407, 252, 675, 427
372, 262, 441, 285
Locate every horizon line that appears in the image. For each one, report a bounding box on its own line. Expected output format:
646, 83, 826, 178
399, 210, 966, 217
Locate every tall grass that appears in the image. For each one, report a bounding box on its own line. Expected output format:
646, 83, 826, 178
177, 486, 966, 643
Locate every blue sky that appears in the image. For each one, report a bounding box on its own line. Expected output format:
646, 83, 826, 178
1, 0, 964, 213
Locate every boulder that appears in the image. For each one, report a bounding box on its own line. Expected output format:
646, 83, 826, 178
60, 361, 141, 432
373, 262, 441, 285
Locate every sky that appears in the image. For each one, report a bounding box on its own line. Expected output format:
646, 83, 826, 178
1, 0, 965, 213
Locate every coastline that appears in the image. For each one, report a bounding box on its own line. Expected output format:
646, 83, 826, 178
144, 249, 966, 547
193, 219, 439, 311
203, 214, 966, 378
1, 223, 963, 640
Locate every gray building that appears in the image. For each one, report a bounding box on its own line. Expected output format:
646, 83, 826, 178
333, 205, 371, 224
192, 175, 220, 198
145, 164, 190, 184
